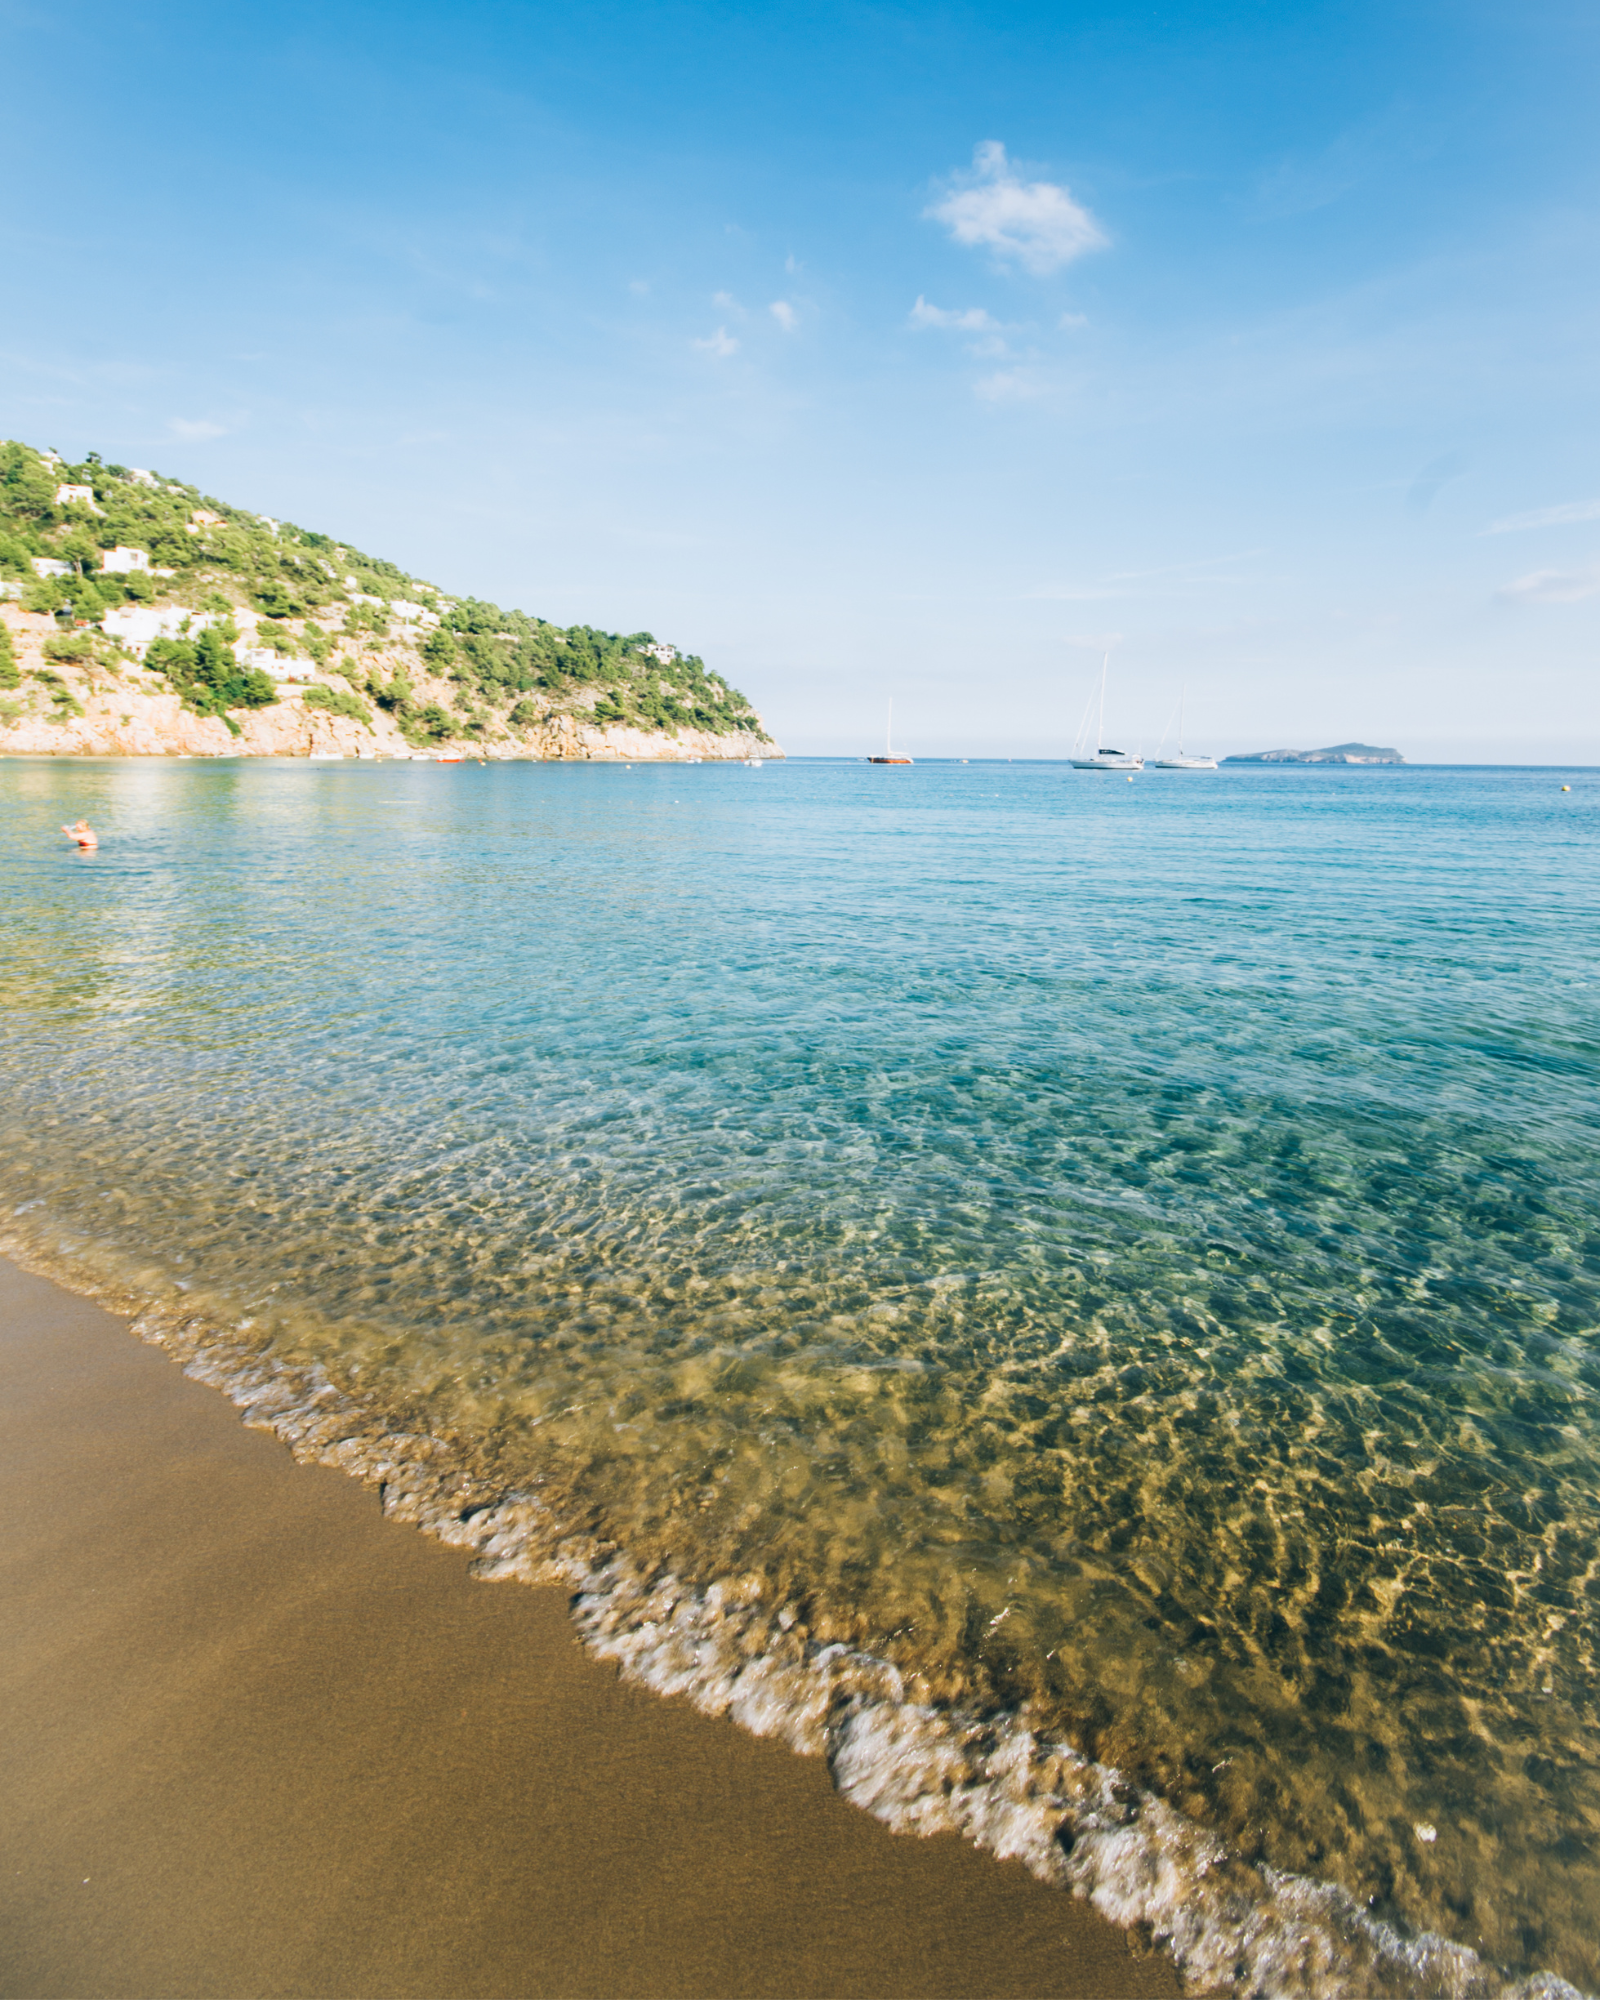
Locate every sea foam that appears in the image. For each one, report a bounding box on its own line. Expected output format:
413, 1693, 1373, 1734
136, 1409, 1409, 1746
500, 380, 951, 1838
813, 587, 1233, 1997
22, 1250, 1571, 2000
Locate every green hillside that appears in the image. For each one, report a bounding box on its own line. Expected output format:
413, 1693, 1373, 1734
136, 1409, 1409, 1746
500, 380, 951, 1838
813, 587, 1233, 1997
0, 441, 763, 740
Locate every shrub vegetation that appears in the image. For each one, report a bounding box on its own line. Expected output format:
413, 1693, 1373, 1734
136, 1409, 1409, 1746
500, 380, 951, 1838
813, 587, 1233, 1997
0, 437, 768, 741
302, 683, 372, 726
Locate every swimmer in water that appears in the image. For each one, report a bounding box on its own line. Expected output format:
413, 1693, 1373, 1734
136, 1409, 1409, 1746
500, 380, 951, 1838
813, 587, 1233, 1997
62, 819, 98, 849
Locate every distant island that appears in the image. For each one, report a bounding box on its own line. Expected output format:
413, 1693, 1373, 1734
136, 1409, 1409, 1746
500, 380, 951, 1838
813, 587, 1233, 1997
0, 440, 780, 761
1222, 743, 1403, 765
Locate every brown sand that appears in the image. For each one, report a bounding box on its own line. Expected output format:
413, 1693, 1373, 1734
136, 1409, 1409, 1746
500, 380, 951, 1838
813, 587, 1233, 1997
0, 1257, 1179, 2000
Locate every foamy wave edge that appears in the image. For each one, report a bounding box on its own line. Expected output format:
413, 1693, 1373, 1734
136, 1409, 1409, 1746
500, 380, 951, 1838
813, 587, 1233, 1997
7, 1237, 1586, 2000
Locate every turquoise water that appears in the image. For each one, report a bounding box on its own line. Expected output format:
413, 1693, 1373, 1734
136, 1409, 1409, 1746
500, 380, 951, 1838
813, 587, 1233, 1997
2, 756, 1597, 1994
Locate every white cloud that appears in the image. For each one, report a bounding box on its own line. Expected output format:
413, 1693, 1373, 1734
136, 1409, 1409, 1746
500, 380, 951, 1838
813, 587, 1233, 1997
1498, 562, 1600, 604
1058, 311, 1087, 330
784, 253, 800, 274
712, 290, 740, 312
769, 300, 797, 332
169, 417, 226, 441
926, 141, 1107, 276
909, 296, 1002, 332
1484, 499, 1600, 535
694, 327, 739, 358
974, 367, 1044, 403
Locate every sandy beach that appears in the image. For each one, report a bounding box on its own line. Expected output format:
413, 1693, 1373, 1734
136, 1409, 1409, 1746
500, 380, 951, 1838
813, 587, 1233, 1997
0, 1256, 1175, 2000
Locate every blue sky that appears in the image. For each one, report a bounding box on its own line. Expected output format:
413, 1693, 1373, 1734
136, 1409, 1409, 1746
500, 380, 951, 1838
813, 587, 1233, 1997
4, 0, 1598, 758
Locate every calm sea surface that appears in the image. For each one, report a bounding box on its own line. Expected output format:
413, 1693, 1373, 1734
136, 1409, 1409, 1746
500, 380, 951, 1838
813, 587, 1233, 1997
2, 756, 1596, 1991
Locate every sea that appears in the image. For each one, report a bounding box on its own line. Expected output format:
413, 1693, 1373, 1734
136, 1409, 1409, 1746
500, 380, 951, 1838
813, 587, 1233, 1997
2, 754, 1595, 1999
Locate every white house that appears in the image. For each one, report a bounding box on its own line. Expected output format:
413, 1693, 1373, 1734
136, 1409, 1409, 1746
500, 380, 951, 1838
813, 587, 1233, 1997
101, 546, 151, 574
636, 641, 678, 665
55, 484, 101, 512
127, 468, 158, 488
102, 605, 187, 650
31, 556, 70, 578
234, 643, 296, 680
387, 599, 440, 626
101, 605, 220, 655
187, 509, 225, 533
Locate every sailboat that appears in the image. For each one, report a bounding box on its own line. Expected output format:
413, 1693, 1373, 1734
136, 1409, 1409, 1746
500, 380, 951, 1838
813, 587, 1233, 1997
1151, 686, 1217, 770
868, 697, 913, 765
1069, 655, 1143, 771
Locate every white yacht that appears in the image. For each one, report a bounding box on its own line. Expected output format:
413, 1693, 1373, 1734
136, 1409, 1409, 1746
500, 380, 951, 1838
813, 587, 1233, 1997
1151, 687, 1217, 770
1070, 656, 1143, 771
868, 697, 913, 764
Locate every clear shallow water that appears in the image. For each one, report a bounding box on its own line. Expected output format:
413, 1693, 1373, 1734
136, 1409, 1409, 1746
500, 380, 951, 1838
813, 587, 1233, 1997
2, 756, 1597, 1994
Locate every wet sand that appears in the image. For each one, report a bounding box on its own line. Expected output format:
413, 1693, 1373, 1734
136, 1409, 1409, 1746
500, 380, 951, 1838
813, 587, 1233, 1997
0, 1257, 1177, 2000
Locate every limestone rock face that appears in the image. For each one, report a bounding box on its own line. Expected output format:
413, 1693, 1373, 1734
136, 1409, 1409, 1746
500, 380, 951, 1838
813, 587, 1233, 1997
0, 607, 781, 763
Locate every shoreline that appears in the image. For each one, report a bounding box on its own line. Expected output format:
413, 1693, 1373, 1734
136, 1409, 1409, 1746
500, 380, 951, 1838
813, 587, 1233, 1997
0, 1252, 1172, 2000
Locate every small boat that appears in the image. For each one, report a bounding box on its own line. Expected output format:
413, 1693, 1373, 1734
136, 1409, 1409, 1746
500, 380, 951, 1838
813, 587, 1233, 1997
435, 752, 463, 763
1151, 687, 1217, 770
307, 751, 345, 761
868, 697, 913, 765
745, 757, 763, 768
1070, 655, 1142, 771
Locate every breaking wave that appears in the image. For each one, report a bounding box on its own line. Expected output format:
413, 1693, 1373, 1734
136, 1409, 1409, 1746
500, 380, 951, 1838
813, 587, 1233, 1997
8, 1231, 1582, 2000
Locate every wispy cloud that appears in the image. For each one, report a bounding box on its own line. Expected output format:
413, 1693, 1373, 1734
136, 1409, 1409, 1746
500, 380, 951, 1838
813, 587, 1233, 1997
1484, 499, 1600, 535
1497, 561, 1600, 604
769, 300, 797, 332
974, 367, 1044, 402
712, 290, 741, 313
1058, 311, 1087, 330
926, 141, 1107, 276
909, 296, 1003, 332
693, 327, 739, 358
1405, 451, 1466, 514
1257, 123, 1385, 220
169, 417, 227, 441
1027, 551, 1265, 599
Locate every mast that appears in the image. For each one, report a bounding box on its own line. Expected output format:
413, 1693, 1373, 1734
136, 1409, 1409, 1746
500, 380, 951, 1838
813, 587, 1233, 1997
1179, 683, 1186, 757
887, 698, 893, 757
1097, 653, 1107, 754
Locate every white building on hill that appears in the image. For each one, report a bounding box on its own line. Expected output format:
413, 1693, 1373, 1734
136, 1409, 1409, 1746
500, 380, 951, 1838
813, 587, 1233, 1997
102, 605, 211, 654
100, 547, 151, 574
234, 643, 296, 679
31, 556, 70, 578
55, 483, 99, 510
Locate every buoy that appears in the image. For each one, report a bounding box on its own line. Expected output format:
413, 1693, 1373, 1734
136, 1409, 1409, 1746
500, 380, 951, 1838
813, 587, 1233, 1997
1562, 784, 1571, 792
1127, 775, 1134, 783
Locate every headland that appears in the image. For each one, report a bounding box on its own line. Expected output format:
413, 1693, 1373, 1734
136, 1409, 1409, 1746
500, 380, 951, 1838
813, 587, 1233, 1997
0, 440, 779, 762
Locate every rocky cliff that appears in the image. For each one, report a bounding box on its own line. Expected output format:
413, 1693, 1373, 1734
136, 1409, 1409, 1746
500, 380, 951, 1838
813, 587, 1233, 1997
0, 605, 774, 762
